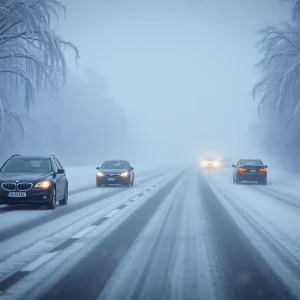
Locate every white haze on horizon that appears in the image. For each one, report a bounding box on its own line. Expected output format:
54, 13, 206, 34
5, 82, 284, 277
4, 0, 290, 167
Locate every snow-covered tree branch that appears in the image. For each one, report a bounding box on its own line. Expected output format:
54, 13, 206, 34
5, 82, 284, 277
254, 1, 300, 170
0, 0, 79, 156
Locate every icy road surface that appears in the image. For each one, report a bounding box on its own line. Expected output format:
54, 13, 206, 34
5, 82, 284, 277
0, 166, 300, 299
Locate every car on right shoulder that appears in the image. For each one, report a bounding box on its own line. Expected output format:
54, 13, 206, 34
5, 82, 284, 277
232, 158, 268, 185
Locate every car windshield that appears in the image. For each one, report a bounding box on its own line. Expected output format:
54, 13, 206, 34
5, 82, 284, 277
240, 159, 264, 166
203, 158, 216, 161
101, 161, 128, 169
1, 157, 51, 173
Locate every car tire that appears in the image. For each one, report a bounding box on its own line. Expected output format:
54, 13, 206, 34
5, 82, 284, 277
96, 180, 102, 187
261, 179, 267, 185
131, 176, 135, 186
47, 188, 56, 210
233, 176, 236, 183
59, 185, 68, 205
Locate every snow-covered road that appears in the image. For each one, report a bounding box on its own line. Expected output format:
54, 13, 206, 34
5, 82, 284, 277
0, 166, 300, 299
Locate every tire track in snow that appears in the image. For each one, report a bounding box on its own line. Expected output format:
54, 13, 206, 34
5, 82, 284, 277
250, 185, 300, 210
0, 171, 167, 242
36, 172, 185, 300
208, 180, 300, 298
197, 173, 294, 300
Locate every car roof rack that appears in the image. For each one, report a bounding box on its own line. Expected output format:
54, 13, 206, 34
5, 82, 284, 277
11, 154, 20, 157
50, 154, 56, 158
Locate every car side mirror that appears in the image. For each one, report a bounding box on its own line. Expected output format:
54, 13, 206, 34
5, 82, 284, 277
232, 164, 235, 168
265, 165, 268, 168
130, 167, 134, 170
96, 167, 100, 170
57, 168, 65, 174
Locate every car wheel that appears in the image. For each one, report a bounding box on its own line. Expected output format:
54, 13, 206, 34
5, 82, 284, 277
96, 180, 101, 187
233, 176, 236, 183
131, 176, 135, 186
261, 179, 267, 185
59, 185, 68, 205
47, 188, 56, 210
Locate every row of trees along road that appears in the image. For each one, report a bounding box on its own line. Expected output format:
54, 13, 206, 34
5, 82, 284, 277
253, 0, 300, 171
0, 0, 78, 158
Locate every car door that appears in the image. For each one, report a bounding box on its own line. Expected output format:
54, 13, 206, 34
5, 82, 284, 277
56, 158, 67, 194
126, 161, 133, 182
53, 158, 64, 199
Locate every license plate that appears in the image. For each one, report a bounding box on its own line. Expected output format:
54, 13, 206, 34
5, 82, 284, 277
107, 178, 116, 182
8, 192, 26, 197
250, 170, 256, 173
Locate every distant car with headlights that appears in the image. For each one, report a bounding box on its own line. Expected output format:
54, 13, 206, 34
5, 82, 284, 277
96, 160, 135, 187
232, 159, 268, 184
200, 157, 220, 169
0, 154, 68, 209
220, 157, 233, 168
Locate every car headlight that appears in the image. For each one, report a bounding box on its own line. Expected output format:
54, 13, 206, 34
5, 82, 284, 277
120, 171, 129, 177
213, 161, 219, 166
35, 181, 51, 188
97, 172, 104, 177
201, 161, 208, 166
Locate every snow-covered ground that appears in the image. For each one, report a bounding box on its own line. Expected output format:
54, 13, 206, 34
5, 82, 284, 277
1, 165, 300, 299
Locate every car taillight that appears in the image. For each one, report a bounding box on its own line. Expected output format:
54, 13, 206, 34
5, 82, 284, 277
259, 168, 266, 172
238, 167, 246, 172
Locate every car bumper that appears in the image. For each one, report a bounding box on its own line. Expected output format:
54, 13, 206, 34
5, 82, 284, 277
96, 176, 130, 185
237, 173, 267, 182
0, 189, 53, 205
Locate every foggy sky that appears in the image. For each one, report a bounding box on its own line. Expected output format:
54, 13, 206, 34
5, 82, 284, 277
59, 0, 289, 161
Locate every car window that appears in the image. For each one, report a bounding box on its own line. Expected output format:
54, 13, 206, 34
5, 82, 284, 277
1, 158, 51, 173
101, 161, 128, 169
240, 159, 264, 166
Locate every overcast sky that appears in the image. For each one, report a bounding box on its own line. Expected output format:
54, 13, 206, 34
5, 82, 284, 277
58, 0, 289, 161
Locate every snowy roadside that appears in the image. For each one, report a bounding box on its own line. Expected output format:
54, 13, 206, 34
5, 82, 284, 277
203, 172, 300, 298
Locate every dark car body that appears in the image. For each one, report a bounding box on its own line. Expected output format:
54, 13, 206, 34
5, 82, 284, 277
0, 154, 68, 209
200, 157, 220, 169
232, 159, 268, 184
96, 160, 134, 187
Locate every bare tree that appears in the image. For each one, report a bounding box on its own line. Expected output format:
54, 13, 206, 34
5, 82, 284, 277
0, 0, 79, 151
282, 0, 300, 22
253, 1, 300, 166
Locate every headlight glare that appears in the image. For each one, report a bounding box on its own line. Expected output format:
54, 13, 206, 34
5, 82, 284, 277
97, 171, 104, 177
120, 171, 129, 177
35, 180, 51, 188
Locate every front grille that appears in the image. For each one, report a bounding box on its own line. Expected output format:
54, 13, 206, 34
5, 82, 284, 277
17, 182, 33, 191
105, 174, 119, 178
1, 183, 16, 191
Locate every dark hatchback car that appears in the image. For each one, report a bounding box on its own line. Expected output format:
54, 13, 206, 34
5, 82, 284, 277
96, 160, 134, 187
232, 159, 268, 185
0, 154, 68, 209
